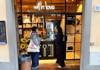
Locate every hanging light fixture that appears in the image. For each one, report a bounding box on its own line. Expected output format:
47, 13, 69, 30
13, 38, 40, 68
72, 0, 74, 1
77, 4, 79, 6
66, 0, 68, 2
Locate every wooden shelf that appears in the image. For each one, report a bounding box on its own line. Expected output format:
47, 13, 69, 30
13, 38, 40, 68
23, 23, 43, 24
18, 28, 43, 30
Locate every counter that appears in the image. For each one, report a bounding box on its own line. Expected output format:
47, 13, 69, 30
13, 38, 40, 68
39, 41, 56, 59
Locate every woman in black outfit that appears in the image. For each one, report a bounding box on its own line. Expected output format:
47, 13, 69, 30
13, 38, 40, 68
54, 26, 65, 68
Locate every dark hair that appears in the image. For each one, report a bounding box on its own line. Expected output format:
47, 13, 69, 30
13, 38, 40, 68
55, 20, 61, 27
32, 26, 38, 32
56, 26, 63, 33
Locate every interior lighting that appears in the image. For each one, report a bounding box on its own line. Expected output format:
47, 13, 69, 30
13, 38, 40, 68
23, 15, 31, 23
66, 0, 68, 2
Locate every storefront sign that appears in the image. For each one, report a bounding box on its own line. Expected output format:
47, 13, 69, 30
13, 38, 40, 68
94, 5, 100, 12
34, 1, 55, 10
0, 21, 7, 44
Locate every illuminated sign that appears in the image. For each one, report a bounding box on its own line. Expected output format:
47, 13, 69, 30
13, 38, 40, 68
33, 1, 55, 10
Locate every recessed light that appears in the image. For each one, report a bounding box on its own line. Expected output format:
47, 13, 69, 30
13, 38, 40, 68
72, 0, 74, 1
66, 0, 68, 2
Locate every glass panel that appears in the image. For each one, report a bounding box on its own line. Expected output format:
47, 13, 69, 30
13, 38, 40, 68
76, 25, 82, 33
66, 43, 74, 51
76, 15, 82, 24
66, 4, 76, 12
75, 51, 80, 59
75, 43, 81, 51
66, 25, 75, 33
75, 34, 81, 42
67, 34, 75, 42
66, 52, 74, 59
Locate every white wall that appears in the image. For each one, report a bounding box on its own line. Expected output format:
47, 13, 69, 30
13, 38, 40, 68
0, 0, 10, 62
89, 0, 100, 68
90, 0, 100, 47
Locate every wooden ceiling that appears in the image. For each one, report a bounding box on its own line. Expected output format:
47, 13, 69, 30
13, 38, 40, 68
16, 0, 83, 12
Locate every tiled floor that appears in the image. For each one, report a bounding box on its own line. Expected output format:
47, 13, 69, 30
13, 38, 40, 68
37, 59, 80, 70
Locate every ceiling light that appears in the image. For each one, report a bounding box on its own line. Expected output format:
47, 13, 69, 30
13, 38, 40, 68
72, 0, 74, 1
66, 0, 68, 2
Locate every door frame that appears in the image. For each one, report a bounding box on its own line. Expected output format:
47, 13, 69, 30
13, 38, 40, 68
13, 0, 92, 70
80, 0, 92, 70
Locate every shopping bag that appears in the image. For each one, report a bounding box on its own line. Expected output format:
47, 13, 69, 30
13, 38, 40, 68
27, 40, 39, 52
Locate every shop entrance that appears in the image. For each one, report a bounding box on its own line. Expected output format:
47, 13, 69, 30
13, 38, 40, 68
16, 0, 83, 63
16, 0, 83, 69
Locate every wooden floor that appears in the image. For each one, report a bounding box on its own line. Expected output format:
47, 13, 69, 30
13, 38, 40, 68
35, 60, 80, 70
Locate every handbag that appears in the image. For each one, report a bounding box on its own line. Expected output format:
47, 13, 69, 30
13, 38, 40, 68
27, 39, 39, 52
